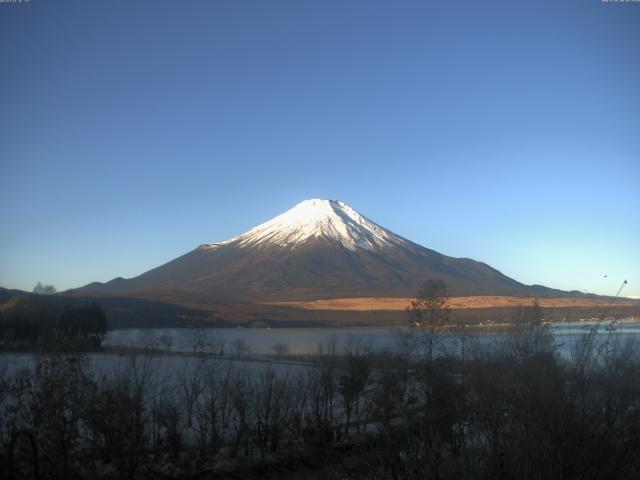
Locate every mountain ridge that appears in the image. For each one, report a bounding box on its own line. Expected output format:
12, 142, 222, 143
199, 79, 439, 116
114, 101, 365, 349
76, 199, 569, 303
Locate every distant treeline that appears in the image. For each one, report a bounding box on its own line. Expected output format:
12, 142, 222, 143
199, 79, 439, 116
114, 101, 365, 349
0, 295, 107, 349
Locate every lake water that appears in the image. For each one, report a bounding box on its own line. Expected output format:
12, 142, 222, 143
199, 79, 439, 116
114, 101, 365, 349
0, 350, 309, 382
2, 320, 638, 392
103, 319, 640, 356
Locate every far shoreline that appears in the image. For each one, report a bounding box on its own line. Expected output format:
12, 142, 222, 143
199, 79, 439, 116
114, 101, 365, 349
104, 316, 640, 333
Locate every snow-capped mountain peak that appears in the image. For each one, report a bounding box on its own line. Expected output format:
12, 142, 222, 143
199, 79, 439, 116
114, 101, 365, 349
78, 198, 540, 304
215, 199, 407, 251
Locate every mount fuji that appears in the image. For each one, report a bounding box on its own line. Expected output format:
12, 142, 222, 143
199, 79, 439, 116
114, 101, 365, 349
76, 199, 561, 308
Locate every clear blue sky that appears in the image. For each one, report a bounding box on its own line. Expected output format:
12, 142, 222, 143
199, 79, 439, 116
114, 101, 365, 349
1, 0, 638, 298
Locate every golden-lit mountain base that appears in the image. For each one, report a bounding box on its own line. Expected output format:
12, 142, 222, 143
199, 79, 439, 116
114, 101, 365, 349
265, 296, 640, 311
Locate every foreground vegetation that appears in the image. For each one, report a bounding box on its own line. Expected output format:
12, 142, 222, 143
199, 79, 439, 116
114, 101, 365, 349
2, 319, 640, 479
1, 281, 639, 479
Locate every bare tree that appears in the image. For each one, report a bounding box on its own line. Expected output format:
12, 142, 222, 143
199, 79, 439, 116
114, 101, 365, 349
253, 367, 292, 457
229, 371, 253, 457
177, 361, 205, 429
510, 298, 553, 358
187, 328, 209, 355
271, 343, 289, 360
159, 333, 173, 353
137, 330, 160, 353
207, 329, 227, 356
373, 366, 406, 428
29, 352, 90, 478
86, 355, 153, 478
407, 279, 450, 362
33, 282, 57, 295
196, 360, 235, 457
338, 354, 370, 433
232, 338, 251, 358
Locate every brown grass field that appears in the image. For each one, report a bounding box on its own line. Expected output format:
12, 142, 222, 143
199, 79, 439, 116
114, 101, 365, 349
264, 296, 640, 312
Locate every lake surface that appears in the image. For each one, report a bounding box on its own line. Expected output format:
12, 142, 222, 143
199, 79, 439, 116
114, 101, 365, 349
3, 320, 638, 389
0, 350, 309, 382
103, 319, 640, 356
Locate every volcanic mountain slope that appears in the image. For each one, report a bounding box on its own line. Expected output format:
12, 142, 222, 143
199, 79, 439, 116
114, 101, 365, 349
76, 199, 565, 305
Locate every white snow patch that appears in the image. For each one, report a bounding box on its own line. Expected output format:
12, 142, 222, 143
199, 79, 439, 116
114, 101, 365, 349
198, 243, 222, 250
218, 199, 409, 251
